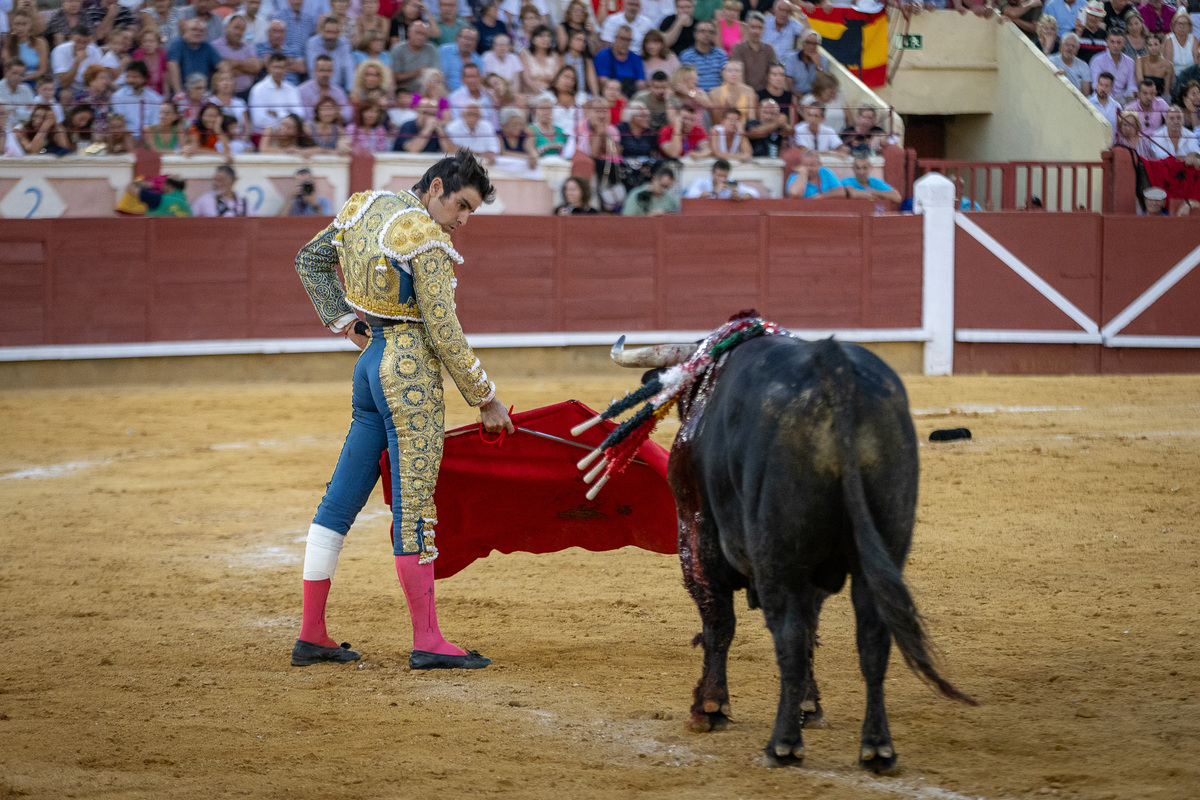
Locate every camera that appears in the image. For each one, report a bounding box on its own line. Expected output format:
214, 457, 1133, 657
300, 181, 315, 195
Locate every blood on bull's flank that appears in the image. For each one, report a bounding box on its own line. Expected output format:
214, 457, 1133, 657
588, 313, 977, 773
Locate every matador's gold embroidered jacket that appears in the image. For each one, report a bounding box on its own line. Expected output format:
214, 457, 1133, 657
294, 189, 495, 408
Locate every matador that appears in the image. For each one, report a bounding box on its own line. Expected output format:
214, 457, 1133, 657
291, 151, 514, 670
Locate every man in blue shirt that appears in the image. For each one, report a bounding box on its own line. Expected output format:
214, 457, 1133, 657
304, 16, 354, 91
594, 25, 646, 97
785, 149, 845, 198
438, 26, 483, 91
841, 156, 902, 204
679, 20, 726, 90
272, 0, 318, 61
167, 18, 224, 96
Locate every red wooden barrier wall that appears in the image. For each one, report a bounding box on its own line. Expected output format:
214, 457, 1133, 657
0, 214, 925, 349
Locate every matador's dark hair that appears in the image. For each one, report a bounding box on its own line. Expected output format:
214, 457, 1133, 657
412, 149, 496, 204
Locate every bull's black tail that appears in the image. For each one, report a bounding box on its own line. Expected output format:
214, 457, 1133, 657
814, 339, 976, 706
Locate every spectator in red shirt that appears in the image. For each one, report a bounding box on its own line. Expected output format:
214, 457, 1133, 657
658, 102, 711, 158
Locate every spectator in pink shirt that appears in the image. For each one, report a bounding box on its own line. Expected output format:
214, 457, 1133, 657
1091, 30, 1137, 101
1125, 78, 1171, 130
1138, 0, 1176, 35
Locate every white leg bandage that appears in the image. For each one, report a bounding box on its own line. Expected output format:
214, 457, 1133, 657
303, 523, 346, 581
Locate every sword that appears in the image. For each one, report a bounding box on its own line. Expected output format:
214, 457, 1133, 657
443, 426, 651, 467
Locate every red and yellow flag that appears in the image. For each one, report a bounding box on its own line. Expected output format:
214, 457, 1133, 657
806, 7, 889, 88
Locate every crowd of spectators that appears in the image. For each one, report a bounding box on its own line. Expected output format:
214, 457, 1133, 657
0, 0, 901, 213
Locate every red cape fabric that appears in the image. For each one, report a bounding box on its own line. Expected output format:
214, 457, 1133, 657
1142, 156, 1200, 201
379, 400, 678, 579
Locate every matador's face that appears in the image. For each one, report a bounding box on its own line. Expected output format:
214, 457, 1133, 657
425, 180, 483, 233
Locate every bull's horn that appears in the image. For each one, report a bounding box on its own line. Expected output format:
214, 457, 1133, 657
610, 336, 696, 368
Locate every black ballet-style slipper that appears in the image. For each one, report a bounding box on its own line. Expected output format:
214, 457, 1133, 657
291, 640, 362, 666
408, 649, 492, 670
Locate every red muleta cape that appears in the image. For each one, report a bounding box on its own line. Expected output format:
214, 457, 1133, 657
379, 400, 678, 579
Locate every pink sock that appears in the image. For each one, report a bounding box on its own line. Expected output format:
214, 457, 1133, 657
395, 555, 465, 656
299, 579, 339, 648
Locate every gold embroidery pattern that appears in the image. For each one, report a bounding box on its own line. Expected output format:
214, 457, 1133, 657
295, 222, 353, 326
379, 322, 446, 560
340, 194, 428, 320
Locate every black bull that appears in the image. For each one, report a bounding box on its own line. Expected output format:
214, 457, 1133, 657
631, 335, 976, 771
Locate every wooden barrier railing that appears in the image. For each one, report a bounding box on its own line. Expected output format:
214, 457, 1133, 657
913, 157, 1110, 213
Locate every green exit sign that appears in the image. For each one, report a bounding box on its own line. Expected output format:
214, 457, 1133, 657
894, 34, 923, 50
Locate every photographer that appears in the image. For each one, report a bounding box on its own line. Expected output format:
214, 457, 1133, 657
683, 157, 757, 199
278, 167, 333, 217
621, 162, 679, 216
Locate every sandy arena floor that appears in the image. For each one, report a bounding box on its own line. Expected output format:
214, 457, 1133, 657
0, 367, 1197, 800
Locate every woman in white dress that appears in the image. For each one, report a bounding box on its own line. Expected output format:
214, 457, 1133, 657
1163, 13, 1200, 80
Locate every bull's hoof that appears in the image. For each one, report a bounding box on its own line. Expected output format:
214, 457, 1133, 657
801, 699, 826, 729
859, 743, 900, 776
687, 709, 730, 733
763, 743, 805, 768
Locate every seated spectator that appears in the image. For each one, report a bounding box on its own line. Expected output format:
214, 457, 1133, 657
483, 34, 524, 84
595, 24, 646, 96
133, 27, 169, 95
839, 105, 886, 156
440, 26, 483, 92
1163, 13, 1199, 80
1126, 77, 1171, 130
556, 0, 596, 55
1121, 13, 1149, 59
212, 14, 263, 96
530, 92, 571, 156
175, 0, 224, 44
52, 25, 106, 101
485, 72, 523, 115
841, 155, 901, 204
746, 97, 790, 157
168, 19, 224, 97
1035, 14, 1060, 57
145, 99, 186, 151
801, 72, 847, 133
1147, 104, 1200, 157
669, 63, 713, 114
679, 20, 727, 91
642, 29, 681, 78
273, 0, 320, 62
341, 99, 392, 153
1181, 79, 1200, 129
555, 175, 599, 214
785, 149, 844, 198
392, 20, 439, 93
261, 111, 320, 153
310, 96, 345, 149
33, 76, 65, 124
1091, 30, 1137, 101
473, 1, 511, 53
355, 30, 392, 69
351, 60, 394, 108
249, 53, 306, 131
684, 157, 757, 198
1140, 0, 1176, 35
299, 55, 352, 123
522, 26, 564, 94
414, 67, 452, 121
506, 3, 542, 53
715, 0, 742, 55
256, 20, 305, 86
658, 102, 710, 158
395, 96, 451, 151
140, 0, 179, 45
215, 113, 252, 156
1114, 109, 1155, 155
618, 99, 659, 160
449, 63, 498, 127
278, 168, 333, 216
497, 106, 538, 166
709, 59, 756, 120
208, 69, 251, 134
1141, 185, 1169, 215
390, 0, 439, 45
305, 17, 355, 92
100, 27, 136, 87
602, 77, 628, 123
601, 0, 655, 50
326, 0, 357, 43
562, 29, 601, 96
186, 101, 225, 152
730, 15, 774, 93
102, 113, 135, 153
431, 0, 469, 47
793, 104, 843, 153
1052, 34, 1094, 95
709, 107, 751, 160
445, 100, 501, 160
760, 1, 803, 58
551, 64, 585, 134
1138, 34, 1172, 98
5, 11, 49, 85
1076, 4, 1108, 63
1, 106, 22, 156
110, 61, 163, 133
176, 72, 211, 126
660, 0, 700, 58
239, 0, 271, 51
0, 59, 36, 128
622, 162, 679, 215
632, 70, 672, 129
1001, 0, 1044, 43
757, 62, 795, 124
126, 175, 193, 217
1090, 71, 1121, 129
46, 0, 86, 49
74, 64, 114, 135
16, 104, 71, 155
784, 29, 825, 98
